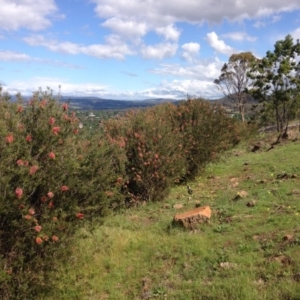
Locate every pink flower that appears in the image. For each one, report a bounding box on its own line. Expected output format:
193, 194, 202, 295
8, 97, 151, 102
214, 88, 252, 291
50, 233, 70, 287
15, 188, 23, 199
52, 235, 59, 242
48, 201, 54, 208
23, 161, 29, 166
16, 105, 24, 113
47, 191, 54, 199
62, 103, 68, 111
5, 134, 14, 144
29, 165, 38, 175
34, 225, 42, 232
49, 117, 55, 125
52, 126, 61, 135
48, 152, 55, 159
28, 208, 35, 215
76, 213, 84, 219
26, 135, 32, 142
61, 185, 69, 192
36, 237, 43, 245
39, 99, 47, 108
16, 159, 24, 166
40, 196, 47, 203
24, 215, 32, 220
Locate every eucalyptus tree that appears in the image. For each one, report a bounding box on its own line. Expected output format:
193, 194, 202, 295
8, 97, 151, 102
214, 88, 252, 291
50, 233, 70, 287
214, 52, 258, 122
248, 35, 300, 135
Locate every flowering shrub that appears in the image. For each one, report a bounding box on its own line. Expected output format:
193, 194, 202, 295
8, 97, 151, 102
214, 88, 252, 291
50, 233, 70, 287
173, 98, 240, 178
103, 98, 240, 203
0, 88, 124, 298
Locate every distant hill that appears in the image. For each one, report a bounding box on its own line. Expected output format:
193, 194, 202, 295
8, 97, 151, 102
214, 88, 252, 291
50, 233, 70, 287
11, 95, 182, 110
61, 96, 181, 110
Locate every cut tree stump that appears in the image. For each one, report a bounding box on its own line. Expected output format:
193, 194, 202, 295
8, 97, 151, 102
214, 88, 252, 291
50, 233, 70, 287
173, 206, 211, 229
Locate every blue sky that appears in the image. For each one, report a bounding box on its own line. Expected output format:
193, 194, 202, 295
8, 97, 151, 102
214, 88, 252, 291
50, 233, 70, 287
1, 0, 300, 100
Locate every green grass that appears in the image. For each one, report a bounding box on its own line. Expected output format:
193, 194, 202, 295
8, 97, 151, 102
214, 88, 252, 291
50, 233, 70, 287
45, 133, 300, 300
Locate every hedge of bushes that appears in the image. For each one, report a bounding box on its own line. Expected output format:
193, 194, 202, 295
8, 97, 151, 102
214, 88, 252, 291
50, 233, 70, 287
0, 88, 241, 298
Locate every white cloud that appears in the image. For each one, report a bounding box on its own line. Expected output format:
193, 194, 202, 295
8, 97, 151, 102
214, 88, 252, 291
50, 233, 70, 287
253, 20, 266, 28
222, 31, 257, 42
291, 28, 300, 41
0, 50, 84, 69
3, 77, 108, 97
155, 24, 181, 41
181, 42, 200, 62
3, 75, 222, 100
91, 0, 300, 25
141, 43, 178, 60
23, 35, 135, 60
206, 32, 236, 55
102, 18, 148, 41
150, 58, 223, 81
0, 0, 58, 31
0, 51, 30, 61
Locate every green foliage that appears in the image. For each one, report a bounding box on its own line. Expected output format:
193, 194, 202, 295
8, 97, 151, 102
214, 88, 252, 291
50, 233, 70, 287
249, 34, 300, 134
0, 87, 244, 298
103, 98, 240, 203
214, 52, 259, 122
0, 88, 123, 298
173, 99, 240, 178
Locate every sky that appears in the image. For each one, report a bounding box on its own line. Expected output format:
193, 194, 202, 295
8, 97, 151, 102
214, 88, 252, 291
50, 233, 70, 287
1, 0, 300, 100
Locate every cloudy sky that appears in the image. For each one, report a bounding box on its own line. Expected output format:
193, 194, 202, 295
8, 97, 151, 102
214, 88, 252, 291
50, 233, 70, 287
1, 0, 300, 100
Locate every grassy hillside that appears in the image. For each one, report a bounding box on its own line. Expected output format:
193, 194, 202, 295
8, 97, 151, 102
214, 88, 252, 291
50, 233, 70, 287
45, 131, 300, 300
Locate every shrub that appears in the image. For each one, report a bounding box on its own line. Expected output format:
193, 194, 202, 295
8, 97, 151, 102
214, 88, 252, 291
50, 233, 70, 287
0, 88, 123, 298
103, 103, 187, 204
173, 98, 240, 178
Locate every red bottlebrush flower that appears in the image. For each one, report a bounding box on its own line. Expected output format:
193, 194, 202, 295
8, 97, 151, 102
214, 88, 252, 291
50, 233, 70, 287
16, 105, 24, 113
105, 191, 114, 197
52, 235, 59, 242
61, 185, 69, 192
36, 237, 43, 245
52, 126, 61, 135
76, 212, 84, 219
26, 135, 32, 142
48, 152, 55, 159
5, 134, 14, 144
29, 165, 38, 175
62, 103, 68, 111
34, 225, 42, 232
28, 208, 35, 215
24, 215, 32, 220
49, 117, 55, 125
15, 187, 23, 199
18, 124, 24, 131
39, 99, 47, 107
16, 159, 24, 166
47, 191, 54, 199
40, 196, 47, 203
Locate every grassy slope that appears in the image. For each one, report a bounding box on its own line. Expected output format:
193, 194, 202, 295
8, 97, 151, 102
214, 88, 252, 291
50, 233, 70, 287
46, 132, 300, 300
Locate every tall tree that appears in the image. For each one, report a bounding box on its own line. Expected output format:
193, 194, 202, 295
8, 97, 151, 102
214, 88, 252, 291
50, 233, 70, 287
248, 35, 300, 135
214, 52, 258, 122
